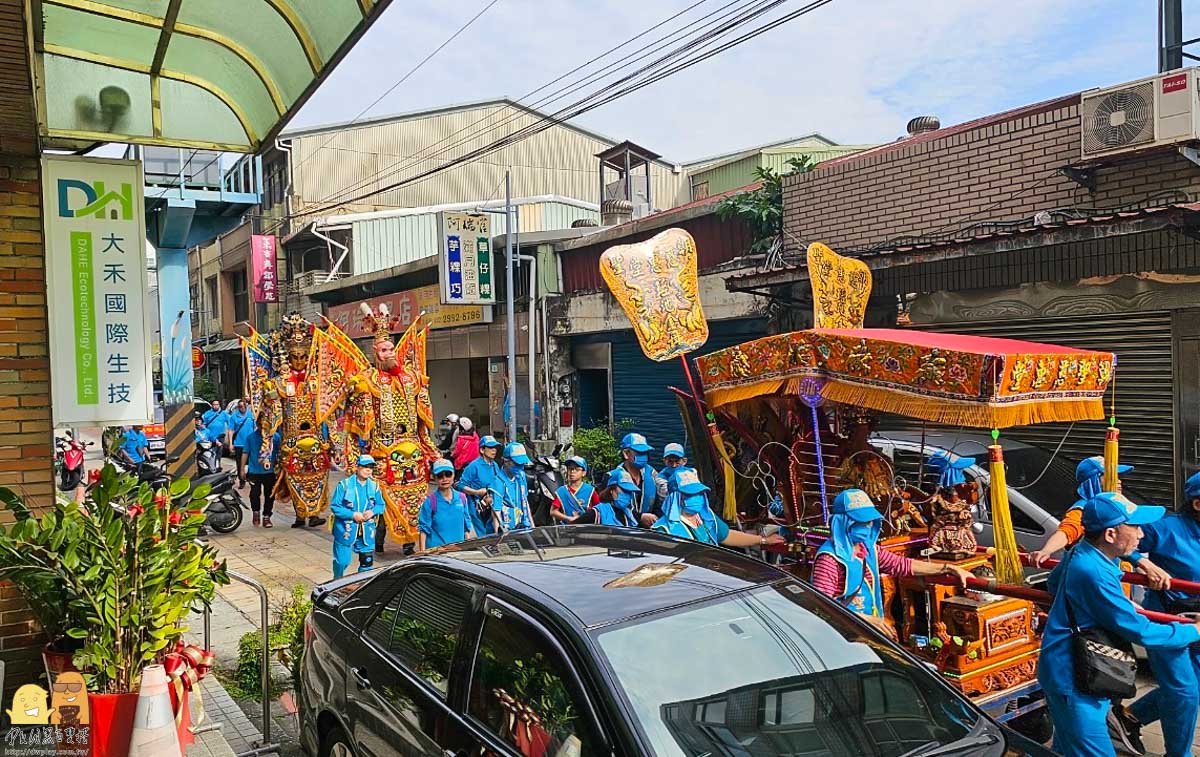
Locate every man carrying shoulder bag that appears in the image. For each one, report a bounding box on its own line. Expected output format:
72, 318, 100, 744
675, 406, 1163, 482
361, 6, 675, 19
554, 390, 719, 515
1038, 491, 1200, 757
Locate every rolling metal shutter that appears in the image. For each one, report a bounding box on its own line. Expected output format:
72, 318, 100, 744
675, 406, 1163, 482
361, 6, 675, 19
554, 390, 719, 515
903, 312, 1175, 503
575, 319, 766, 453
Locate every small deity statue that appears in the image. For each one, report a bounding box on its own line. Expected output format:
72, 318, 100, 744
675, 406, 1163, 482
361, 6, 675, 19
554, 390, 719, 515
927, 484, 979, 560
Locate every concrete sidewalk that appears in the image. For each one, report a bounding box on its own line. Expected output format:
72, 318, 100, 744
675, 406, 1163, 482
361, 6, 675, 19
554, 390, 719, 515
187, 495, 409, 755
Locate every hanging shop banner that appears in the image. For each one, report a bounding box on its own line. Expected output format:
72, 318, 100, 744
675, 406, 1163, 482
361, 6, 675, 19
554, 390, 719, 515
43, 155, 153, 425
437, 211, 495, 306
251, 234, 279, 303
158, 247, 195, 406
328, 284, 493, 339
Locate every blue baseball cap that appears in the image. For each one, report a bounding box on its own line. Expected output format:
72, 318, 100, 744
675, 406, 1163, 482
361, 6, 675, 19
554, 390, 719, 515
831, 489, 883, 523
663, 443, 686, 460
479, 435, 502, 449
1185, 471, 1200, 500
431, 459, 454, 476
1076, 456, 1132, 483
355, 454, 376, 468
606, 467, 639, 492
503, 442, 531, 465
620, 433, 652, 453
1082, 492, 1165, 531
564, 455, 588, 471
928, 450, 974, 472
672, 467, 709, 495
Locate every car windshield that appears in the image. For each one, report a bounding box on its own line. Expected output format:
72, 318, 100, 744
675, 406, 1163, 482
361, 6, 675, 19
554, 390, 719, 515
595, 582, 993, 757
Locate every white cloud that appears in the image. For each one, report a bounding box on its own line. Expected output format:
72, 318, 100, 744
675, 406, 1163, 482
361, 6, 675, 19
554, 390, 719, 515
292, 0, 1155, 161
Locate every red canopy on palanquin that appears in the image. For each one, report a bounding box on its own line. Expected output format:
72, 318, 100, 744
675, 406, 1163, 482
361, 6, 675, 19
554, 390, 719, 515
696, 328, 1115, 429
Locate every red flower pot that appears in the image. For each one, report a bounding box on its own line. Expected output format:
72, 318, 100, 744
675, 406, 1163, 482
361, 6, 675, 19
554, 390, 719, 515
88, 692, 138, 757
42, 642, 77, 682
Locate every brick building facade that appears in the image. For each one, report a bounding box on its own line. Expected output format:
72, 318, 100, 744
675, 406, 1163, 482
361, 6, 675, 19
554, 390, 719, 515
733, 80, 1200, 504
0, 0, 57, 683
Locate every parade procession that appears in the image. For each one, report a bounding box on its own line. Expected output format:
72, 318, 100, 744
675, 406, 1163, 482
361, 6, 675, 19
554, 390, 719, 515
11, 2, 1200, 755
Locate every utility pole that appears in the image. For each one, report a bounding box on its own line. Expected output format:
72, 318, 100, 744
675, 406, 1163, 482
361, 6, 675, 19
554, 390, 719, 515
1161, 0, 1185, 72
504, 171, 517, 443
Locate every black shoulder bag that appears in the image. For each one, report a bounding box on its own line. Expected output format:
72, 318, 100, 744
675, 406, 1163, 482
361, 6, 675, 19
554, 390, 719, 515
1062, 548, 1138, 699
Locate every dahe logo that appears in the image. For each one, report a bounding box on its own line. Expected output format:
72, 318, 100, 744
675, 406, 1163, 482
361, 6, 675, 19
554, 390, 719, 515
56, 179, 133, 220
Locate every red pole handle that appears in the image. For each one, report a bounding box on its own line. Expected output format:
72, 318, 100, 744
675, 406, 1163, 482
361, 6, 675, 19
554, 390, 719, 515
923, 575, 1195, 624
1017, 552, 1200, 596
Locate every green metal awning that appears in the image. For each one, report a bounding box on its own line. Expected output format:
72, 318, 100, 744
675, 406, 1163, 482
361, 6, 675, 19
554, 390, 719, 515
28, 0, 393, 153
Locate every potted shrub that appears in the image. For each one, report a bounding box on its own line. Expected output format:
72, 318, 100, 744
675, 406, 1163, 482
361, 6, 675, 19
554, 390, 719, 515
0, 464, 228, 756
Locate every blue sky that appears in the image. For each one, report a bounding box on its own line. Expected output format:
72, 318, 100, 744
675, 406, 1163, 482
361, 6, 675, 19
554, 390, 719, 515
292, 0, 1156, 162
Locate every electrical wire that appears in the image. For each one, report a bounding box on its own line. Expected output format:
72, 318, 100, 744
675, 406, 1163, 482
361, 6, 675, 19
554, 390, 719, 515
296, 0, 833, 219
298, 0, 733, 210
286, 0, 504, 178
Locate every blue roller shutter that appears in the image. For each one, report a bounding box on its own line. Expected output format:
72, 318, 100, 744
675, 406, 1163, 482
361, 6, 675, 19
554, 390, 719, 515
574, 318, 766, 454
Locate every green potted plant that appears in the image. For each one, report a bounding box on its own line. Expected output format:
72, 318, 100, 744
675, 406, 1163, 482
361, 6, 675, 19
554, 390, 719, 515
0, 464, 228, 756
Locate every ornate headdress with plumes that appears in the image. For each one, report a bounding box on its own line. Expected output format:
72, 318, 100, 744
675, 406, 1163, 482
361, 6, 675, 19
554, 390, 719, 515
359, 302, 394, 345
270, 313, 315, 373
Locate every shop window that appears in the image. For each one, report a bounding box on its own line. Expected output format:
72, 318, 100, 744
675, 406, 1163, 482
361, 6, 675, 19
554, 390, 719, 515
230, 268, 249, 323
469, 358, 489, 399
204, 276, 218, 325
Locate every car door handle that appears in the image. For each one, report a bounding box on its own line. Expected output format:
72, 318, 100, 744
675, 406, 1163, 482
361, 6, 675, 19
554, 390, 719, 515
352, 667, 371, 690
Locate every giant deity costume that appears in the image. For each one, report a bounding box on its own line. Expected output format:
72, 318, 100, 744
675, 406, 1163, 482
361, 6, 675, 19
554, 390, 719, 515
243, 315, 333, 522
341, 304, 439, 545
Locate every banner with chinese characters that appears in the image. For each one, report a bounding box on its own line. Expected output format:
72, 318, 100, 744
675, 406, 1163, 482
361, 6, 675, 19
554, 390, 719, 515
42, 155, 153, 425
437, 211, 495, 306
327, 284, 492, 339
251, 234, 279, 303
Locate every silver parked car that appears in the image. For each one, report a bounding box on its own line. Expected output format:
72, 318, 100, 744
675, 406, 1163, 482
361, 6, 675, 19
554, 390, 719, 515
869, 431, 1147, 554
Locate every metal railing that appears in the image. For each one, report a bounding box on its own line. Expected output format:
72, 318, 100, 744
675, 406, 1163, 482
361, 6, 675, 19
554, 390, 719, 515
202, 570, 280, 757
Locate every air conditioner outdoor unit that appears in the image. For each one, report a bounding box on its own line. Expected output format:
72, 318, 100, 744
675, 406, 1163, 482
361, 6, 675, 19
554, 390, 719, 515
1081, 68, 1200, 160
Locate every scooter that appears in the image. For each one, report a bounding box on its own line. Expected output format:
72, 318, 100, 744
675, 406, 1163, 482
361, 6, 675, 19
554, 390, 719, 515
525, 444, 565, 526
113, 443, 245, 534
55, 431, 92, 495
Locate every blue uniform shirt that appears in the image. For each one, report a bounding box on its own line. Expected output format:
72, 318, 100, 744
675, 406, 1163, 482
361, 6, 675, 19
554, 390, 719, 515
229, 409, 254, 448
202, 409, 228, 441
1137, 513, 1200, 613
121, 429, 148, 464
330, 476, 387, 552
1039, 539, 1200, 696
457, 456, 500, 535
244, 429, 280, 475
418, 490, 473, 548
653, 515, 730, 545
491, 468, 531, 532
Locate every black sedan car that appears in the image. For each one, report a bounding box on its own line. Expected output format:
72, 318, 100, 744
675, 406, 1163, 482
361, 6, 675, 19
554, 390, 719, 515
299, 526, 1053, 757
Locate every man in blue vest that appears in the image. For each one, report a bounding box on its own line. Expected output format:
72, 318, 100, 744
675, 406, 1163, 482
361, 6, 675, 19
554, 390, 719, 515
201, 403, 229, 452
330, 455, 387, 578
226, 397, 253, 488
653, 467, 785, 549
241, 414, 281, 528
1038, 492, 1200, 757
1112, 471, 1200, 757
119, 425, 149, 467
417, 459, 475, 551
488, 442, 533, 533
619, 432, 665, 527
660, 442, 687, 493
575, 468, 640, 528
550, 456, 598, 523
456, 435, 502, 536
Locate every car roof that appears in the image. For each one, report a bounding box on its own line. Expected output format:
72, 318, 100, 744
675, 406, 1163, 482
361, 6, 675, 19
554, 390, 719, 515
417, 526, 784, 629
871, 430, 1035, 455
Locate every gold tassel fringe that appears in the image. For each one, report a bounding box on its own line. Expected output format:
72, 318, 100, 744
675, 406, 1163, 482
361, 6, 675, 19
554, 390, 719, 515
988, 444, 1024, 586
1103, 426, 1120, 493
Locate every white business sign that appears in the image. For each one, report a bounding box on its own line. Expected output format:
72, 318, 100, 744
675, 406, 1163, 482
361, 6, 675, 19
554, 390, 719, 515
43, 155, 153, 425
437, 211, 496, 306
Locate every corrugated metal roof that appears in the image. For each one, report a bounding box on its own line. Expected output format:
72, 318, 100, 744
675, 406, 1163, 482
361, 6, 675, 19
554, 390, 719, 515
349, 196, 600, 276
726, 202, 1200, 284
